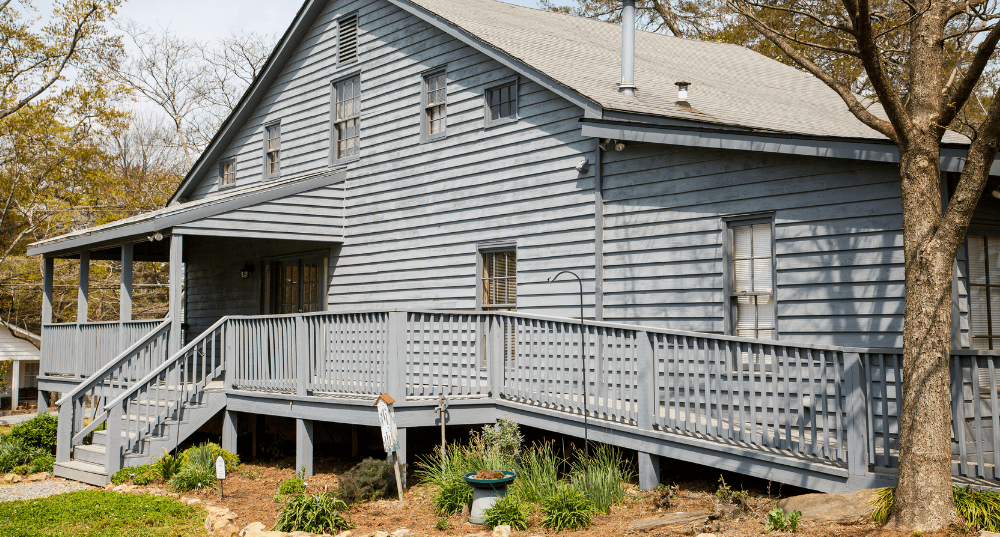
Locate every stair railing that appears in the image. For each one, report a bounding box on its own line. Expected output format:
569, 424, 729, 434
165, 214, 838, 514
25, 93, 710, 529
102, 316, 228, 475
55, 318, 172, 464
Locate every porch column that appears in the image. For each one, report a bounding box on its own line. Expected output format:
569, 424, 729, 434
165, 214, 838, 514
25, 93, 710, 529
222, 410, 238, 454
168, 234, 183, 356
638, 452, 660, 491
10, 361, 19, 411
41, 257, 53, 325
75, 251, 89, 378
120, 243, 133, 322
37, 389, 50, 413
296, 418, 314, 477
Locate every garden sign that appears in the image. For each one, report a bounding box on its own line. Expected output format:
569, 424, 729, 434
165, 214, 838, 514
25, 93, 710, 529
216, 456, 226, 499
374, 393, 404, 502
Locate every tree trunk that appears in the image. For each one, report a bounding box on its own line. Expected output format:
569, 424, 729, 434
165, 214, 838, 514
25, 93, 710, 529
890, 143, 961, 531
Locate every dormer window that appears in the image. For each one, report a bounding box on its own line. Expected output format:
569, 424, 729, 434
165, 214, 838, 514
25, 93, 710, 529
219, 158, 236, 187
265, 122, 280, 179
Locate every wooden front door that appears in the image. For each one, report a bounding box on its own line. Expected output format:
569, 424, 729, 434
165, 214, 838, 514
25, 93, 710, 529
268, 256, 324, 314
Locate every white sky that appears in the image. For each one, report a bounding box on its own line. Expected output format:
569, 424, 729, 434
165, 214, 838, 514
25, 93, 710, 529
115, 0, 572, 41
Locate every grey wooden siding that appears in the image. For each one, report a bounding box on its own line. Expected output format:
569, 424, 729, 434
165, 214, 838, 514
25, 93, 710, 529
174, 183, 345, 242
179, 0, 918, 349
184, 236, 335, 337
953, 243, 970, 349
600, 143, 905, 348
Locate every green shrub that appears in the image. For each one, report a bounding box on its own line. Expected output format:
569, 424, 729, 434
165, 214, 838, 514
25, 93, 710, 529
8, 414, 57, 454
279, 478, 305, 495
179, 442, 239, 473
483, 494, 529, 530
514, 441, 562, 503
0, 436, 48, 473
28, 455, 54, 474
273, 493, 352, 534
11, 464, 29, 475
435, 516, 451, 531
338, 458, 396, 505
474, 419, 523, 459
765, 507, 801, 532
154, 450, 183, 482
870, 487, 894, 525
433, 475, 473, 515
568, 443, 633, 513
541, 487, 593, 531
111, 464, 159, 486
169, 465, 217, 492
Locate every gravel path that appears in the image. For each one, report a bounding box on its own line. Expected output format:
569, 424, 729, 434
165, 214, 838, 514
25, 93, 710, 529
0, 480, 92, 502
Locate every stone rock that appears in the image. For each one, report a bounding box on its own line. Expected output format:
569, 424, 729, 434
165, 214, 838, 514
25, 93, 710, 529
334, 532, 352, 537
492, 525, 512, 537
183, 497, 202, 506
464, 533, 488, 537
375, 531, 390, 537
711, 503, 741, 520
104, 482, 115, 490
776, 488, 879, 525
289, 532, 313, 537
629, 510, 711, 531
391, 529, 410, 537
2, 473, 21, 484
460, 504, 470, 523
24, 472, 47, 483
981, 532, 1000, 537
695, 534, 718, 537
239, 522, 267, 537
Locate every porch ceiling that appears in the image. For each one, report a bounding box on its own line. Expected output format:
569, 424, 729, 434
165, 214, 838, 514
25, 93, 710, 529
27, 169, 346, 258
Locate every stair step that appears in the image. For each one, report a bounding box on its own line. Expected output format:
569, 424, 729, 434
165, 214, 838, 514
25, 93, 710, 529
54, 460, 108, 487
72, 444, 105, 465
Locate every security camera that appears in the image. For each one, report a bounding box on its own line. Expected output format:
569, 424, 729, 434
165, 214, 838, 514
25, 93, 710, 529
575, 159, 590, 174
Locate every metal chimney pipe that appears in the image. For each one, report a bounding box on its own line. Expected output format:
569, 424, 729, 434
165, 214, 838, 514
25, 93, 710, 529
619, 0, 636, 96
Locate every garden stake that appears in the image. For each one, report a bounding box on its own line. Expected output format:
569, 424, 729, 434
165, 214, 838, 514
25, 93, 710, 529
548, 270, 589, 464
436, 395, 448, 468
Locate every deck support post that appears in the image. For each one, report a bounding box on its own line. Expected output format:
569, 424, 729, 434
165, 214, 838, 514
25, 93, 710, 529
296, 418, 314, 477
223, 410, 238, 454
38, 389, 50, 413
75, 250, 89, 378
386, 311, 407, 402
638, 452, 660, 491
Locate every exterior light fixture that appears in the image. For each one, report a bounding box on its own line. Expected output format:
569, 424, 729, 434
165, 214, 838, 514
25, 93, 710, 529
575, 158, 590, 173
148, 231, 164, 242
598, 138, 611, 151
615, 141, 626, 152
992, 189, 1000, 199
240, 261, 255, 279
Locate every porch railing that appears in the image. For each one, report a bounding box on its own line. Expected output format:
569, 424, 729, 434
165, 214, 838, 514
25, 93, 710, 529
55, 319, 171, 464
41, 320, 163, 378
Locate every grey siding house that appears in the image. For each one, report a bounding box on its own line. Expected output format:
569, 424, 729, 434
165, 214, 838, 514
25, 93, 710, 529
26, 0, 1000, 493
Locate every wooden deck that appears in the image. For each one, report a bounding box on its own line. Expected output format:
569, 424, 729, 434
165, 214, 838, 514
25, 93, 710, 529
43, 309, 1000, 492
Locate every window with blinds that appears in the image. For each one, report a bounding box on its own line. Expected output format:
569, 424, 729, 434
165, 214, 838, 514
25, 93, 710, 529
333, 75, 360, 161
338, 13, 358, 64
968, 234, 1000, 350
423, 70, 447, 140
482, 250, 516, 310
731, 221, 776, 368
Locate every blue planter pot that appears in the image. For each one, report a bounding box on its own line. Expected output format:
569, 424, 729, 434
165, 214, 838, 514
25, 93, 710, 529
464, 471, 516, 525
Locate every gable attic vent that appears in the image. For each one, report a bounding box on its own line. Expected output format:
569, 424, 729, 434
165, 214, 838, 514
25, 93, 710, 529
338, 13, 358, 64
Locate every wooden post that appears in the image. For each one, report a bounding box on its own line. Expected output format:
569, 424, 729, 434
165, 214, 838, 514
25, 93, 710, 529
168, 235, 183, 388
386, 312, 407, 402
105, 399, 125, 476
10, 361, 18, 411
41, 257, 53, 325
119, 243, 134, 354
296, 315, 308, 396
75, 251, 89, 378
56, 400, 72, 463
296, 418, 314, 477
224, 320, 236, 389
844, 351, 869, 486
638, 452, 660, 491
395, 427, 407, 494
222, 410, 238, 454
637, 330, 654, 431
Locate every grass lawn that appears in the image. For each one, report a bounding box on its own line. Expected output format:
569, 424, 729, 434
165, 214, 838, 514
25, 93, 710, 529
0, 490, 207, 537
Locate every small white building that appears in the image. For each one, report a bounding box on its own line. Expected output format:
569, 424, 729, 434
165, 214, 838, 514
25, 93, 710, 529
0, 320, 40, 412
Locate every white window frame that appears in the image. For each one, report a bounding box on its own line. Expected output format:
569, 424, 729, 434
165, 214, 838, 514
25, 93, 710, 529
484, 78, 519, 128
263, 121, 281, 180
219, 157, 237, 188
421, 68, 447, 142
331, 73, 361, 164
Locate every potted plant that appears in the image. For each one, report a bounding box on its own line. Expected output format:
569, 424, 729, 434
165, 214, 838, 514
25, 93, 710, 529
464, 470, 516, 525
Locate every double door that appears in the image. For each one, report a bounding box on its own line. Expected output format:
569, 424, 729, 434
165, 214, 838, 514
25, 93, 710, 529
266, 255, 325, 314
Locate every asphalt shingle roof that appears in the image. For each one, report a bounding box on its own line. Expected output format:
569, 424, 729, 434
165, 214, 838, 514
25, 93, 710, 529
404, 0, 966, 142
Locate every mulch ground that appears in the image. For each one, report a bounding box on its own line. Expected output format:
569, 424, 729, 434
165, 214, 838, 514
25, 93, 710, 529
163, 457, 970, 537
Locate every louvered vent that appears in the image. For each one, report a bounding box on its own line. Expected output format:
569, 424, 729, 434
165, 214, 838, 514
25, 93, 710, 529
338, 13, 358, 64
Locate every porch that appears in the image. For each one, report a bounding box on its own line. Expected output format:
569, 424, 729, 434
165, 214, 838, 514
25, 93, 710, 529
41, 306, 1000, 493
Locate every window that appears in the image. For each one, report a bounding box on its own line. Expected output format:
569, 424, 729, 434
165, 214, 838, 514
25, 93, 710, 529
968, 234, 1000, 349
264, 123, 280, 179
332, 76, 360, 162
481, 249, 516, 310
263, 255, 326, 314
338, 13, 358, 64
731, 221, 776, 340
423, 70, 447, 141
219, 158, 236, 187
23, 363, 38, 389
485, 80, 518, 126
